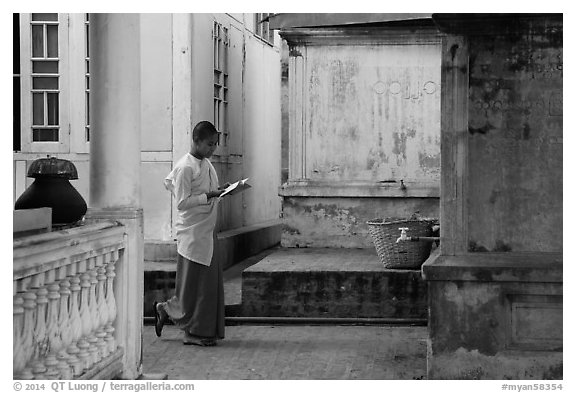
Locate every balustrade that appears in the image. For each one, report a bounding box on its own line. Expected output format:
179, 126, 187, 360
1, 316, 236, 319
13, 221, 126, 380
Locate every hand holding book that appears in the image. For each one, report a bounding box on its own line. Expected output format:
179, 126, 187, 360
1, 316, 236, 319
219, 178, 251, 198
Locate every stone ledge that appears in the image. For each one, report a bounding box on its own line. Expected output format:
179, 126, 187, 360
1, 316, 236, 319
422, 252, 562, 283
242, 248, 427, 319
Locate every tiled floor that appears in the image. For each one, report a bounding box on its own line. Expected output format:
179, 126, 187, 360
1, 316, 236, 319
142, 324, 427, 380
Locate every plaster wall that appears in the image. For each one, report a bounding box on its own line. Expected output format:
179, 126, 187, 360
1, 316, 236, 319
140, 14, 173, 240
172, 13, 282, 235
427, 279, 562, 379
427, 15, 563, 380
282, 196, 438, 248
304, 44, 440, 183
466, 23, 563, 253
281, 29, 441, 247
242, 34, 282, 226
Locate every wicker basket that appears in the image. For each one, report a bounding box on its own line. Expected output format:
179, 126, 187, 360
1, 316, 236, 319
367, 218, 434, 269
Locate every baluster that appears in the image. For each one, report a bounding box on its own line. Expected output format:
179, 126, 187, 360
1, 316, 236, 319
87, 267, 101, 365
13, 295, 25, 376
56, 279, 73, 379
77, 272, 93, 370
29, 286, 49, 379
105, 256, 117, 354
67, 275, 84, 377
58, 279, 72, 347
16, 291, 36, 379
44, 283, 61, 379
57, 351, 73, 380
43, 355, 60, 380
45, 283, 61, 351
96, 265, 109, 359
30, 358, 47, 380
76, 339, 91, 374
33, 286, 49, 358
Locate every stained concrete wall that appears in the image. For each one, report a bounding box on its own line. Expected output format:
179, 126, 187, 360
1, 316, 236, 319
425, 14, 563, 380
466, 19, 563, 253
282, 196, 438, 248
304, 44, 441, 183
280, 25, 441, 248
425, 254, 563, 379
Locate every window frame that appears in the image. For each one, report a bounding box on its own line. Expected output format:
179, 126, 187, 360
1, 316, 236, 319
213, 19, 229, 150
254, 13, 275, 45
19, 13, 70, 154
66, 13, 90, 153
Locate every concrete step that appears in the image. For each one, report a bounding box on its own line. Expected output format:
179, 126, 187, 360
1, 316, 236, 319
241, 248, 427, 319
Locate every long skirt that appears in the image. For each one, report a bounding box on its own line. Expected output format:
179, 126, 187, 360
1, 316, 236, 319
163, 253, 225, 339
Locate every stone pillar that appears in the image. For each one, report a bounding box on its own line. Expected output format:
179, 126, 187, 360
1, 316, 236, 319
423, 14, 563, 380
87, 13, 143, 380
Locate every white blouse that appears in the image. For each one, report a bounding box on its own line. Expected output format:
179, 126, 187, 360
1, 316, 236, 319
164, 153, 220, 266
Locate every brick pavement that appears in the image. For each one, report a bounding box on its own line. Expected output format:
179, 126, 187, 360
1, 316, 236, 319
142, 324, 427, 380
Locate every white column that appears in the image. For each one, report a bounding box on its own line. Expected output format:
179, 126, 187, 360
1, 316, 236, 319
87, 13, 143, 379
90, 13, 141, 208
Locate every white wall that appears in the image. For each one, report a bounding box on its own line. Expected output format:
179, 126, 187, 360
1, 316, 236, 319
140, 14, 174, 240
243, 34, 282, 226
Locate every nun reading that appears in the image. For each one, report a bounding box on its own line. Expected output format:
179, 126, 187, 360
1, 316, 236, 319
153, 121, 229, 347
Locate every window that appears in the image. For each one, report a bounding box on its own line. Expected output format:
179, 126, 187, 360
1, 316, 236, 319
30, 13, 60, 142
85, 14, 90, 142
254, 13, 275, 44
213, 20, 228, 146
17, 13, 86, 154
14, 13, 21, 151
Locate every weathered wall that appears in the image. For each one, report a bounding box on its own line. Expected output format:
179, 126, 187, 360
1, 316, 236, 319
466, 21, 563, 253
282, 196, 438, 248
425, 14, 563, 380
426, 261, 562, 379
281, 26, 441, 248
304, 44, 440, 183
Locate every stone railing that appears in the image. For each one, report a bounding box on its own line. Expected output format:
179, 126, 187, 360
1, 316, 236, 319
13, 221, 126, 380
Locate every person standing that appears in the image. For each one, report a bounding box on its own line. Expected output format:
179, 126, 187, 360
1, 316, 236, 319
154, 121, 228, 346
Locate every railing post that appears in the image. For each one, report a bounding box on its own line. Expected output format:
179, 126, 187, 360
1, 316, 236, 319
57, 278, 73, 379
13, 296, 25, 374
67, 274, 83, 377
31, 285, 49, 379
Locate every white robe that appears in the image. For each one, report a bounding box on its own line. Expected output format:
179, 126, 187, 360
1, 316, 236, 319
164, 153, 219, 266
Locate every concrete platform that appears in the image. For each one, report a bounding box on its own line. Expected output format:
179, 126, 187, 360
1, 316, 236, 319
241, 248, 427, 319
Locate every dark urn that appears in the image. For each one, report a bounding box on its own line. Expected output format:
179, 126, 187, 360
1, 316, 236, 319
14, 156, 87, 225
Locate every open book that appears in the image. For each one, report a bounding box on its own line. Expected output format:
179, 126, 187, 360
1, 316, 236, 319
220, 178, 251, 197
